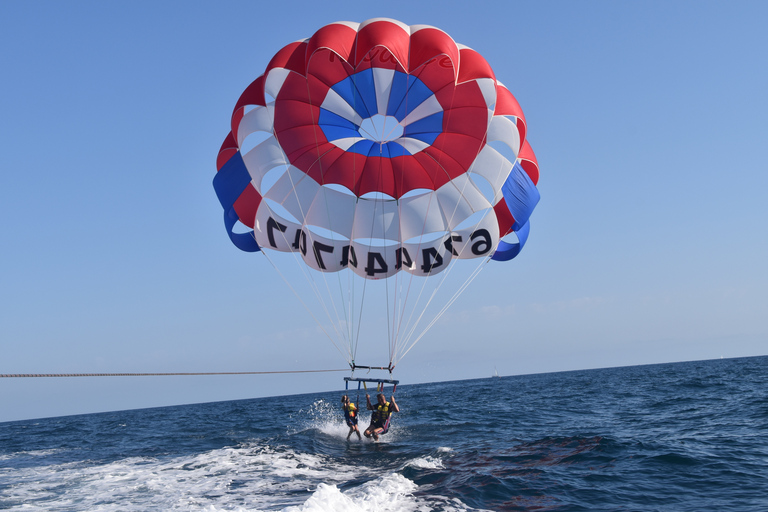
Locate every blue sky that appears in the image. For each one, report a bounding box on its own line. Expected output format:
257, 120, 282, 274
1, 1, 766, 423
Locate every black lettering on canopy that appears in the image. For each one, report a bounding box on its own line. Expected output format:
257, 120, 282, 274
444, 234, 462, 256
365, 251, 389, 277
395, 247, 413, 270
291, 229, 307, 255
470, 229, 492, 255
266, 217, 287, 248
421, 246, 444, 273
312, 240, 334, 270
340, 245, 358, 268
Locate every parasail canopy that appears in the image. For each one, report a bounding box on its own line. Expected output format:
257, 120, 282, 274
213, 18, 540, 372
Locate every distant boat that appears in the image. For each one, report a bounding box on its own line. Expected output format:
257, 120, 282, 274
493, 367, 500, 378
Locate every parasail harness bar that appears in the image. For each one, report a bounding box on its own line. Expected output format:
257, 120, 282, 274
349, 363, 394, 372
344, 376, 399, 393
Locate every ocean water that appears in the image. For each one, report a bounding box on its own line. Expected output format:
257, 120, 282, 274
1, 356, 767, 511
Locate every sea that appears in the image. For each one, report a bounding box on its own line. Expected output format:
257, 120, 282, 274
1, 355, 767, 511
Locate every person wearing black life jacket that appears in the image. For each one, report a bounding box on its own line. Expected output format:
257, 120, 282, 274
364, 393, 399, 441
341, 395, 361, 440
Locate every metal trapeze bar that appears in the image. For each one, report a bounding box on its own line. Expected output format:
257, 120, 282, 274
344, 377, 400, 385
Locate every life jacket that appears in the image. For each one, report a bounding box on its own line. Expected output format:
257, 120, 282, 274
343, 403, 357, 422
372, 401, 391, 423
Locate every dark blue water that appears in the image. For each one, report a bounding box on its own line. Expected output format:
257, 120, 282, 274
2, 356, 767, 511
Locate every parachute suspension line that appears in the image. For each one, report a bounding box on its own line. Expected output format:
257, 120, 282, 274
264, 76, 355, 365
392, 76, 499, 366
347, 254, 356, 359
394, 253, 444, 364
388, 69, 413, 368
377, 156, 394, 369
346, 72, 365, 365
305, 78, 360, 363
259, 250, 350, 364
394, 180, 496, 364
390, 274, 405, 367
394, 68, 424, 362
352, 161, 394, 370
395, 94, 501, 358
353, 266, 369, 365
261, 248, 349, 359
349, 99, 377, 364
399, 258, 488, 361
257, 199, 341, 345
385, 250, 394, 366
392, 202, 450, 366
320, 244, 353, 361
299, 77, 357, 362
294, 216, 352, 359
389, 69, 464, 366
398, 187, 496, 359
261, 172, 351, 360
391, 65, 442, 362
389, 185, 440, 367
398, 255, 491, 362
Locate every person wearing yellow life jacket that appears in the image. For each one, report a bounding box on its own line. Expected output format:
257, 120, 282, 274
341, 395, 361, 440
364, 393, 399, 441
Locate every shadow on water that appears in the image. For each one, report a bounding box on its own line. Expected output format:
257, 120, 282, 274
400, 435, 616, 511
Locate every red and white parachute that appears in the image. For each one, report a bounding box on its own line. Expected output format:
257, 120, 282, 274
214, 19, 540, 372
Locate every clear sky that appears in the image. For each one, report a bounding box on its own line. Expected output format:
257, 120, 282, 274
2, 1, 766, 423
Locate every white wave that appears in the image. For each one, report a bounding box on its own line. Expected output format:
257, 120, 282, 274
286, 473, 421, 512
0, 447, 69, 461
287, 473, 487, 512
402, 455, 444, 470
0, 443, 484, 512
1, 406, 465, 512
318, 420, 353, 438
0, 442, 360, 511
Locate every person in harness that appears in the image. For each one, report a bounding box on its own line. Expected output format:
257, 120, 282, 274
364, 393, 399, 441
341, 395, 361, 440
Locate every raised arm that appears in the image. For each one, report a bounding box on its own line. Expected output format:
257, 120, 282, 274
366, 394, 374, 410
390, 395, 399, 413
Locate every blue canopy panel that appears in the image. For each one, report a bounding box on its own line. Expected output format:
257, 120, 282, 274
491, 161, 539, 261
491, 220, 530, 262
363, 140, 410, 158
502, 161, 540, 230
318, 109, 360, 141
348, 139, 376, 156
332, 70, 375, 119
212, 151, 261, 253
403, 112, 443, 145
390, 74, 435, 121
